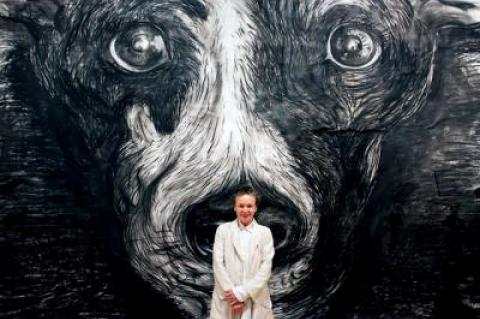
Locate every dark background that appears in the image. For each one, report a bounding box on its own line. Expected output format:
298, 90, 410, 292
1, 27, 479, 318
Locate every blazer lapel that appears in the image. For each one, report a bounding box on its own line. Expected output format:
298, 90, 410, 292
231, 220, 245, 262
248, 220, 261, 262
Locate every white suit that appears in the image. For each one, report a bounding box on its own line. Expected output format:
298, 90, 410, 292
210, 219, 275, 319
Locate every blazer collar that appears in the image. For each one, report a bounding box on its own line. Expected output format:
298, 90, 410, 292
236, 218, 256, 232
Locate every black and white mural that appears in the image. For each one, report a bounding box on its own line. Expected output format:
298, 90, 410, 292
1, 0, 480, 318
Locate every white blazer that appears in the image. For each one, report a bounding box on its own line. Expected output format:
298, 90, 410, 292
210, 219, 275, 319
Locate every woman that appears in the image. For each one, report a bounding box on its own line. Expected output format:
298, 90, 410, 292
210, 186, 275, 319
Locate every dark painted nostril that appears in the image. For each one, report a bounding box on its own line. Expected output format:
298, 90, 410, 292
184, 196, 235, 260
474, 187, 480, 198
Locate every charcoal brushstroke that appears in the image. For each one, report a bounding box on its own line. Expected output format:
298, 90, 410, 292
1, 0, 480, 318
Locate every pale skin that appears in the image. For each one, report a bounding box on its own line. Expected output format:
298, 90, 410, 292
225, 193, 258, 315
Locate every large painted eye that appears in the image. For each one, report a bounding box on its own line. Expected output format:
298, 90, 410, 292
327, 25, 381, 69
109, 23, 169, 73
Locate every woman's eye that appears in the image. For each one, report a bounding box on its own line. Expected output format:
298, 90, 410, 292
109, 23, 169, 73
327, 25, 381, 69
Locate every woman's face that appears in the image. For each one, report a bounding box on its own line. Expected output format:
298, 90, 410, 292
234, 194, 258, 226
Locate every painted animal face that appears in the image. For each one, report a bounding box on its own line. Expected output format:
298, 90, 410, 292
2, 0, 479, 317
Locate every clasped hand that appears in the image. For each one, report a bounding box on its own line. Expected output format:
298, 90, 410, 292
226, 290, 244, 315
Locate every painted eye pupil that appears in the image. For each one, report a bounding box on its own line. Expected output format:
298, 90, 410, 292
132, 34, 151, 52
110, 23, 168, 72
328, 26, 381, 69
344, 36, 362, 53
